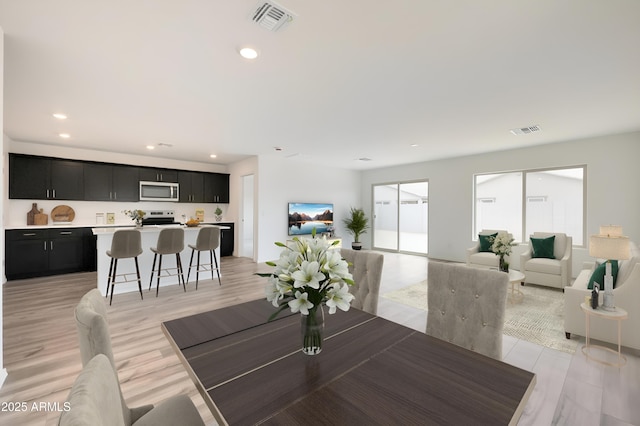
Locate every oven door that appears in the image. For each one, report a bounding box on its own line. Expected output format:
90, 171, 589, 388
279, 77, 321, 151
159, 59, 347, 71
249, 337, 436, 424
139, 181, 179, 201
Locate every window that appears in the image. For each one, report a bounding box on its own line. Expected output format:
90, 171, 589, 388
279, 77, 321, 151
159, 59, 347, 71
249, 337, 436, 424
474, 166, 585, 245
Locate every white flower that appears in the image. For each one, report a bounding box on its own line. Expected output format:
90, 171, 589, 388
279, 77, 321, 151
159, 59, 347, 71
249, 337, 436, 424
291, 260, 325, 290
325, 283, 355, 314
265, 276, 282, 307
322, 250, 353, 281
288, 291, 314, 315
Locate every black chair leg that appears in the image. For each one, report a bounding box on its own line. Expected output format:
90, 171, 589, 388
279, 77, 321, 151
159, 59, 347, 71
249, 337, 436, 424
134, 256, 143, 300
187, 249, 195, 284
156, 255, 163, 296
213, 251, 221, 286
109, 259, 118, 306
106, 257, 115, 297
177, 253, 186, 291
195, 251, 201, 290
149, 253, 158, 290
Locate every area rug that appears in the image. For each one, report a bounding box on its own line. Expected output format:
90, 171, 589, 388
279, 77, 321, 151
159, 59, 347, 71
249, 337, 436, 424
382, 280, 578, 354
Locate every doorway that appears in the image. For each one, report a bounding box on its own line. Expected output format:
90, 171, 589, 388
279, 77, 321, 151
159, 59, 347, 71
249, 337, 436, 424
241, 174, 255, 259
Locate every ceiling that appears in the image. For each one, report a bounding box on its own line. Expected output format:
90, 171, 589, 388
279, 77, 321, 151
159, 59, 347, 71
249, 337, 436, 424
1, 0, 639, 170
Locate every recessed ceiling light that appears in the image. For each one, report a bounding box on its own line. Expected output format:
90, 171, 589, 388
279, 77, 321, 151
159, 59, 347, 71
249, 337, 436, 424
410, 144, 419, 147
59, 133, 70, 139
52, 113, 67, 120
239, 47, 259, 59
210, 154, 217, 158
146, 145, 155, 150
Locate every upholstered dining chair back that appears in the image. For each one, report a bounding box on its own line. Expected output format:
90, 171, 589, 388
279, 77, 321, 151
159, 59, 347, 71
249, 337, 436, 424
340, 249, 384, 315
153, 227, 185, 254
59, 354, 205, 426
75, 288, 115, 368
426, 262, 508, 360
108, 229, 143, 259
193, 226, 220, 251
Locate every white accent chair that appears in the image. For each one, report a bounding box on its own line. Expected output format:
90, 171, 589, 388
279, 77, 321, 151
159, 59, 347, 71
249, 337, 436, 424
340, 249, 384, 315
564, 242, 640, 350
426, 262, 508, 360
520, 232, 572, 289
466, 229, 510, 269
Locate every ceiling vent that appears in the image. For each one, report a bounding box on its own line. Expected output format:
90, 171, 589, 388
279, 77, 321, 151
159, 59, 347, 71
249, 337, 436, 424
510, 125, 541, 135
251, 1, 295, 32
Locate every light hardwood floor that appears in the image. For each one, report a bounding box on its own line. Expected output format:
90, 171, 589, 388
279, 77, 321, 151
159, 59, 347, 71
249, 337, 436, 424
0, 253, 638, 425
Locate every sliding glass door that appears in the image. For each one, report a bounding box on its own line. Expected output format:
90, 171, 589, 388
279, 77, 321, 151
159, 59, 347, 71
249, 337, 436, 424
373, 181, 428, 254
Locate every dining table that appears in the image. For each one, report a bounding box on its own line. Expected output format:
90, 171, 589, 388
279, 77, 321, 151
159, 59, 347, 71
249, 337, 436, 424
162, 299, 536, 425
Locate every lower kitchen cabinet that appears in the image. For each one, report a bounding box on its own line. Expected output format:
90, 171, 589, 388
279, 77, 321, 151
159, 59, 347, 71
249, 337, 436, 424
219, 222, 234, 257
5, 228, 97, 280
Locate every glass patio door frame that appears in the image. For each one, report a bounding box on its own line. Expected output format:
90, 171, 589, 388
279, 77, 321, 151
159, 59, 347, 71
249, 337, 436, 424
372, 180, 428, 256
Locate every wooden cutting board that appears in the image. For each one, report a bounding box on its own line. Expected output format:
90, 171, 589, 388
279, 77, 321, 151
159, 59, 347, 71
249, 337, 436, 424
51, 205, 75, 222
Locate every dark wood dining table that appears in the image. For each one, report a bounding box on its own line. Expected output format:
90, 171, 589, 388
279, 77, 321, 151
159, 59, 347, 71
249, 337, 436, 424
162, 299, 536, 425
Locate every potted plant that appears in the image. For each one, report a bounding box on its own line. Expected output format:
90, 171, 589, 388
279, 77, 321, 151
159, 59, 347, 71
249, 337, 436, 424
214, 206, 223, 221
342, 207, 369, 250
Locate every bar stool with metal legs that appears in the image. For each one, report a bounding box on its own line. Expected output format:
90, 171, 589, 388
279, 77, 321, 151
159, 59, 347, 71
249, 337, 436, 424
148, 227, 186, 296
187, 226, 222, 289
106, 229, 143, 305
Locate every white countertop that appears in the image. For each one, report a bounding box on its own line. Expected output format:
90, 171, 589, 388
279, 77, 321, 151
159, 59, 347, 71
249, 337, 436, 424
92, 224, 230, 235
6, 220, 234, 231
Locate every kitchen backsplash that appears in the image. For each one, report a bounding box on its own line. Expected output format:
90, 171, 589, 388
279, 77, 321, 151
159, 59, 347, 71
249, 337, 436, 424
6, 199, 229, 228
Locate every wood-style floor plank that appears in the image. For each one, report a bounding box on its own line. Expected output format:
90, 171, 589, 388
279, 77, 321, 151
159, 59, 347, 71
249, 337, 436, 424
0, 257, 270, 426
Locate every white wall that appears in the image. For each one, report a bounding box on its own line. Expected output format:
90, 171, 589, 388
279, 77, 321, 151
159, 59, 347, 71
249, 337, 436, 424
0, 25, 7, 387
255, 155, 361, 263
227, 156, 258, 259
361, 132, 640, 276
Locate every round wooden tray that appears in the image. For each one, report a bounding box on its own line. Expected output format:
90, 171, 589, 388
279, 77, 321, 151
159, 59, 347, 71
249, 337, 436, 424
51, 205, 75, 222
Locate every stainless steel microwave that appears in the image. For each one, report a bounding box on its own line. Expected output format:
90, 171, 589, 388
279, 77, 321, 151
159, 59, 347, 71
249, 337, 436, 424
139, 181, 179, 201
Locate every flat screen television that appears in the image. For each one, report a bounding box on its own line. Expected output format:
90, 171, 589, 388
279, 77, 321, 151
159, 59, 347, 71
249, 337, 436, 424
288, 202, 334, 236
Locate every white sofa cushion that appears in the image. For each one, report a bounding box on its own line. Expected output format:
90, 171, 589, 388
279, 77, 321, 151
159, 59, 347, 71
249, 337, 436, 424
524, 258, 563, 275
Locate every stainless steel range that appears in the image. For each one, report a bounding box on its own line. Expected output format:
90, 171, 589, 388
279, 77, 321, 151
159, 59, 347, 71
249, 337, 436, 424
141, 210, 179, 226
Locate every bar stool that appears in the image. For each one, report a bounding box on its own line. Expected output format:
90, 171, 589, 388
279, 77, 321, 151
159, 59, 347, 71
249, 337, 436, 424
149, 227, 186, 296
106, 229, 143, 305
187, 226, 222, 289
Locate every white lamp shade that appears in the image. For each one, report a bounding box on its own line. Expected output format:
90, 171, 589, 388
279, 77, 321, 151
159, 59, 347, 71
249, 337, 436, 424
589, 234, 630, 260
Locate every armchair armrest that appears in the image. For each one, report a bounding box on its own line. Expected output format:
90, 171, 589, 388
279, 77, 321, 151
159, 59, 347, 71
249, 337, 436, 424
520, 248, 532, 269
466, 244, 480, 265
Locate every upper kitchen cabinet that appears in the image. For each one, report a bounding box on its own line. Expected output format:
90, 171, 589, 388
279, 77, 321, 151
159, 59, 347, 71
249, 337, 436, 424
84, 163, 139, 201
139, 167, 178, 183
9, 154, 84, 200
204, 173, 230, 203
178, 171, 205, 203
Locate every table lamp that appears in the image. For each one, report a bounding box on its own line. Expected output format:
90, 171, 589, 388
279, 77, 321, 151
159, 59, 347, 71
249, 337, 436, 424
589, 225, 630, 311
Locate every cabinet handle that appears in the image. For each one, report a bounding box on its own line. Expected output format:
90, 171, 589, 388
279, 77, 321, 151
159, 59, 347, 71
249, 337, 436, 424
22, 233, 37, 236
47, 189, 50, 198
113, 191, 117, 200
44, 241, 47, 251
50, 241, 53, 250
59, 231, 73, 235
52, 189, 56, 198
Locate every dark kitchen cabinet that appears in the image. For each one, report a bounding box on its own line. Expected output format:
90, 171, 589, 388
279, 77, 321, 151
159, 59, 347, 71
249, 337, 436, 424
84, 163, 139, 201
219, 222, 234, 256
178, 171, 205, 203
9, 154, 84, 200
139, 167, 178, 183
205, 173, 230, 203
5, 228, 95, 280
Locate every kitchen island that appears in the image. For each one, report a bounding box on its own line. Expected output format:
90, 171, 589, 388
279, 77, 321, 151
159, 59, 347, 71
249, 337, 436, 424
93, 225, 228, 295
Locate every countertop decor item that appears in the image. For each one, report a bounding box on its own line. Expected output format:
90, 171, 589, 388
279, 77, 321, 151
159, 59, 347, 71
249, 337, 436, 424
51, 205, 75, 223
259, 229, 355, 355
185, 218, 200, 227
27, 203, 49, 225
589, 225, 630, 311
123, 209, 145, 227
214, 206, 223, 221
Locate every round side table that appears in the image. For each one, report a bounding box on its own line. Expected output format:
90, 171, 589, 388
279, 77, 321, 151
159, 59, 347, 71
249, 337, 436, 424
580, 303, 627, 367
506, 270, 525, 303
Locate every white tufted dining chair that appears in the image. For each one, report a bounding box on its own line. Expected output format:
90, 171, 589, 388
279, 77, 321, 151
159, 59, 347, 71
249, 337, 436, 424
426, 262, 508, 360
340, 249, 384, 315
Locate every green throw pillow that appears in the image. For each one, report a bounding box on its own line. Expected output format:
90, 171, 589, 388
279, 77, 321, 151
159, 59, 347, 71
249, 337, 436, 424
479, 233, 498, 252
531, 235, 556, 259
588, 260, 619, 290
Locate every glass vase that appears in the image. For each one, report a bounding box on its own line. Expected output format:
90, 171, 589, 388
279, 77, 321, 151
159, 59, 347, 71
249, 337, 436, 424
499, 255, 509, 273
301, 306, 324, 355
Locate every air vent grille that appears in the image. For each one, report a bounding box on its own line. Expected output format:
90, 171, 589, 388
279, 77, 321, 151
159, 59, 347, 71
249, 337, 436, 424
251, 1, 295, 32
510, 125, 541, 135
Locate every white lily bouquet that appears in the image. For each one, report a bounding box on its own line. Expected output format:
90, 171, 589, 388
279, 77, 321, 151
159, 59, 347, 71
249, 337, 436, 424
491, 232, 517, 272
259, 230, 355, 354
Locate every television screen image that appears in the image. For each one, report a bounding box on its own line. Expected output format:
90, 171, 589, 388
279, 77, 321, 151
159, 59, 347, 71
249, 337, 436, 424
288, 203, 334, 236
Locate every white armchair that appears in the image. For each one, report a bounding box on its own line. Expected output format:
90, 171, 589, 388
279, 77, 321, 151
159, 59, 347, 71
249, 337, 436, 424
466, 229, 510, 269
520, 232, 572, 289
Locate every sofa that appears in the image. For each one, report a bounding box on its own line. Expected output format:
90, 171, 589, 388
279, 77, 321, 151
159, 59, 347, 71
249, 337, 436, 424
520, 232, 572, 289
466, 229, 509, 269
564, 241, 640, 350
